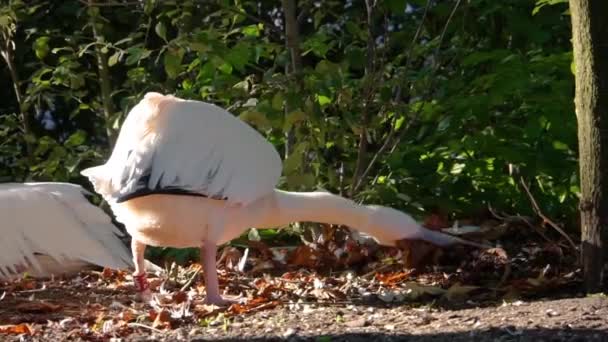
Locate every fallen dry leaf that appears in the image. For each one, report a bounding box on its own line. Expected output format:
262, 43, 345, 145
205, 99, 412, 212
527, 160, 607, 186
217, 246, 243, 270
16, 301, 61, 313
0, 323, 32, 335
119, 310, 136, 322
228, 296, 280, 315
172, 290, 188, 304
152, 309, 172, 330
375, 271, 413, 286
101, 267, 127, 282
396, 239, 442, 269
11, 279, 37, 291
288, 245, 322, 268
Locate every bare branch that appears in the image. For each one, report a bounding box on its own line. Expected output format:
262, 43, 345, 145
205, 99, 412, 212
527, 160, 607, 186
487, 204, 554, 244
78, 0, 141, 6
354, 0, 463, 194
519, 177, 578, 252
1, 23, 33, 158
349, 0, 378, 198
88, 0, 118, 147
216, 2, 283, 37
433, 0, 462, 61
281, 0, 302, 158
80, 0, 283, 36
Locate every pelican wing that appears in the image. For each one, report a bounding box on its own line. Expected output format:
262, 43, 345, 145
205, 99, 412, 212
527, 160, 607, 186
82, 92, 282, 206
0, 182, 132, 278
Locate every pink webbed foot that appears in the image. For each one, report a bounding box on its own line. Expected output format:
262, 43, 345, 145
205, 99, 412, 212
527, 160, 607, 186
133, 272, 152, 302
203, 293, 242, 306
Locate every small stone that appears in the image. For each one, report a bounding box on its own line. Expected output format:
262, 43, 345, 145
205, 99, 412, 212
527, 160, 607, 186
283, 328, 297, 337
378, 290, 395, 303
188, 328, 203, 336
419, 315, 436, 325
345, 317, 369, 328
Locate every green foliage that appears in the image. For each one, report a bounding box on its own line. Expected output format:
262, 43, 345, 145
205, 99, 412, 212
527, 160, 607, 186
533, 0, 569, 15
0, 0, 579, 262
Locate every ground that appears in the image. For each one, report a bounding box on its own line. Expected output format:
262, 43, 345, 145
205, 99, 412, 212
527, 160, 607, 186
1, 219, 606, 341
1, 284, 607, 341
189, 296, 608, 341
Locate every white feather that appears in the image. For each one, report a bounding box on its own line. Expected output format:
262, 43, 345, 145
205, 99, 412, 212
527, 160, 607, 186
77, 93, 488, 305
0, 182, 132, 279
81, 92, 282, 206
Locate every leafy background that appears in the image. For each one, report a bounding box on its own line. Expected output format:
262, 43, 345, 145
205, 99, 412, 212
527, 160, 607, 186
0, 0, 575, 262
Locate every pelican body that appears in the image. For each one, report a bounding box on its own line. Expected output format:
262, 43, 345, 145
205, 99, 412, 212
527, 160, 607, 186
82, 93, 481, 305
0, 182, 132, 279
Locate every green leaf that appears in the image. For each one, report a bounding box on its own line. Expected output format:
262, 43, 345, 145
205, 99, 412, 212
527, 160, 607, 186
64, 130, 86, 148
272, 92, 284, 111
316, 94, 331, 107
284, 110, 307, 132
108, 51, 120, 66
125, 47, 152, 65
287, 173, 316, 188
218, 62, 233, 75
225, 42, 251, 71
345, 46, 365, 70
532, 0, 568, 15
0, 15, 11, 29
247, 228, 261, 241
552, 140, 569, 150
437, 117, 451, 132
33, 36, 50, 60
303, 32, 331, 58
283, 142, 308, 175
155, 21, 167, 41
570, 60, 576, 75
395, 116, 405, 130
144, 0, 156, 15
114, 37, 133, 46
163, 47, 184, 79
239, 110, 272, 130
241, 24, 260, 37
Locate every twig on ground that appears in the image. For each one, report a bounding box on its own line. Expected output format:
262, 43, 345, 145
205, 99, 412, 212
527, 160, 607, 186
16, 286, 48, 294
180, 266, 201, 292
519, 177, 578, 252
361, 263, 395, 279
488, 203, 554, 244
127, 322, 164, 333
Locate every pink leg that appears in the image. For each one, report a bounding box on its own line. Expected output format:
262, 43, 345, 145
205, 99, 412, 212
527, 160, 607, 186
131, 239, 151, 301
201, 240, 234, 306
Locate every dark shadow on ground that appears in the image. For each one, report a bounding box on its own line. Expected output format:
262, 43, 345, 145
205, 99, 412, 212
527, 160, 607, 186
189, 328, 608, 341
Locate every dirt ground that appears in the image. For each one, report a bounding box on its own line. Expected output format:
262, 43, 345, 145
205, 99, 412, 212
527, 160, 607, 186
1, 285, 607, 341
151, 296, 608, 341
1, 232, 605, 341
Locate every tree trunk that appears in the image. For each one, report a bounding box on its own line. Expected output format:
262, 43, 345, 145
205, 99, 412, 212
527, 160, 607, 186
281, 0, 301, 158
349, 0, 377, 198
569, 0, 608, 293
88, 0, 118, 148
1, 29, 33, 159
